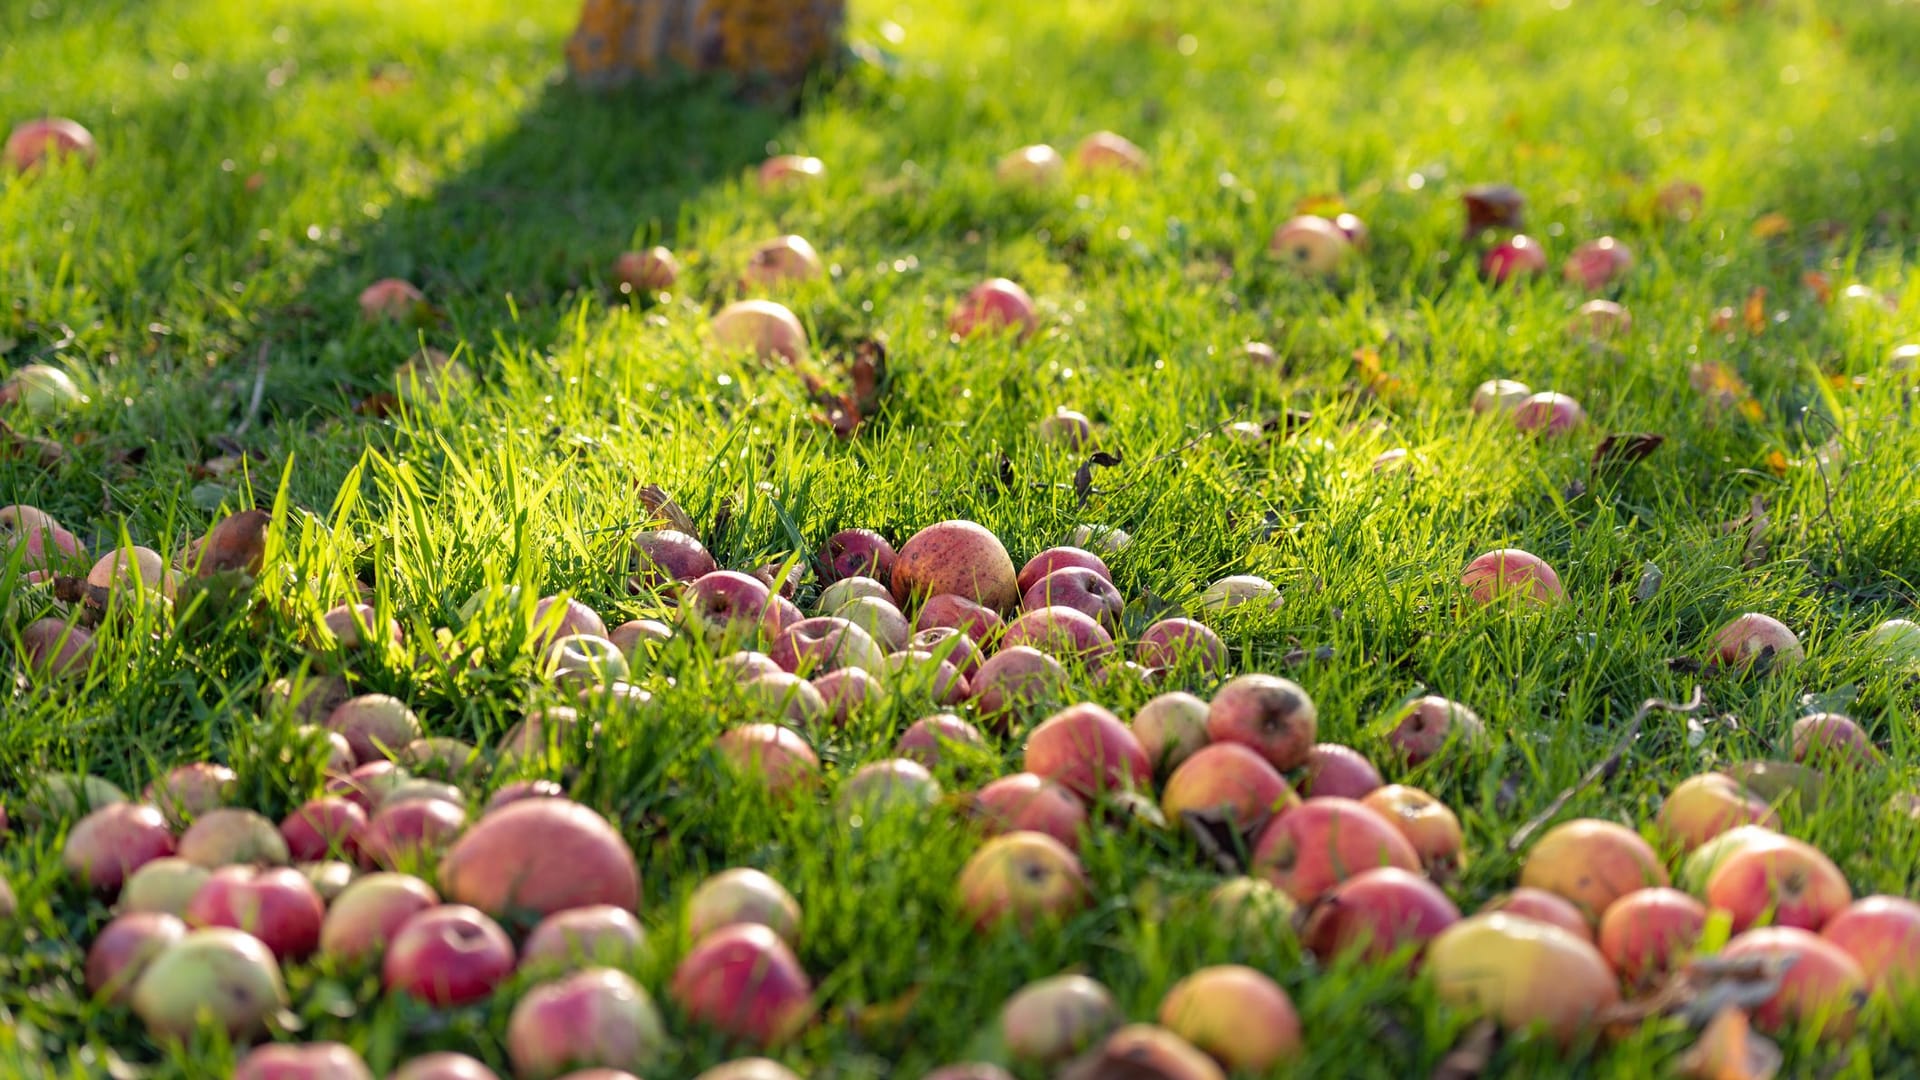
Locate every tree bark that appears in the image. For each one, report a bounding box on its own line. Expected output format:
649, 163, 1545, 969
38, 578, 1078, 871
568, 0, 845, 97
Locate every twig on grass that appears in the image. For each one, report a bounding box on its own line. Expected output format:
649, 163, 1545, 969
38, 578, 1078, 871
232, 340, 271, 437
1506, 686, 1705, 853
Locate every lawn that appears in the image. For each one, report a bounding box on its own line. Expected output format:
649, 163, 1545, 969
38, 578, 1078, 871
2, 0, 1919, 1075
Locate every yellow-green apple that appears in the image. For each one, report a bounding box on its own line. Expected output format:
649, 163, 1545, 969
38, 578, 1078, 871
614, 247, 677, 293
383, 904, 516, 1005
319, 872, 438, 964
1717, 926, 1865, 1035
1073, 131, 1147, 173
743, 235, 823, 288
1207, 876, 1299, 933
693, 1060, 802, 1080
130, 927, 286, 1041
1426, 913, 1618, 1043
234, 1043, 373, 1080
1251, 797, 1421, 903
326, 694, 423, 765
1519, 819, 1667, 922
1512, 392, 1586, 436
358, 278, 424, 320
144, 763, 237, 827
898, 713, 986, 768
1482, 235, 1548, 283
1131, 692, 1211, 772
120, 857, 211, 917
1563, 237, 1633, 290
817, 575, 889, 615
1301, 866, 1461, 963
1301, 743, 1384, 799
440, 799, 639, 918
1867, 618, 1920, 665
402, 737, 481, 780
1090, 1025, 1226, 1080
741, 672, 830, 727
1157, 965, 1301, 1072
388, 1052, 501, 1080
1478, 887, 1593, 941
1385, 695, 1486, 765
1470, 378, 1531, 414
955, 831, 1087, 930
835, 595, 910, 652
356, 799, 465, 870
86, 912, 188, 1004
1570, 299, 1632, 341
1195, 574, 1281, 612
507, 968, 667, 1078
300, 861, 355, 902
999, 605, 1114, 661
1268, 215, 1353, 275
716, 724, 822, 796
5, 117, 97, 170
949, 279, 1039, 340
65, 803, 175, 893
1135, 619, 1226, 675
184, 865, 325, 959
1037, 408, 1094, 448
1657, 772, 1777, 852
1206, 674, 1316, 770
1159, 743, 1296, 830
758, 155, 824, 190
1597, 887, 1706, 988
995, 144, 1063, 187
1461, 548, 1563, 606
913, 594, 1004, 646
1000, 974, 1119, 1063
178, 808, 288, 868
711, 300, 809, 363
1361, 784, 1465, 874
971, 646, 1069, 720
1710, 613, 1804, 669
838, 758, 942, 817
1024, 703, 1153, 796
1820, 896, 1920, 999
545, 634, 631, 689
687, 868, 802, 945
670, 923, 813, 1045
971, 773, 1087, 851
769, 616, 884, 675
1789, 713, 1879, 769
1703, 833, 1850, 931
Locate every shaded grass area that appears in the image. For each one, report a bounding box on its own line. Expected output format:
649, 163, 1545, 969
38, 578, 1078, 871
2, 0, 1920, 1075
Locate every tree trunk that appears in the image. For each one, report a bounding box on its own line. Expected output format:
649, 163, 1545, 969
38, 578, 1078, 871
568, 0, 845, 97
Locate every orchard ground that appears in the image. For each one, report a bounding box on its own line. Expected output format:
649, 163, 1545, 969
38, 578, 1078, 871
4, 0, 1920, 1077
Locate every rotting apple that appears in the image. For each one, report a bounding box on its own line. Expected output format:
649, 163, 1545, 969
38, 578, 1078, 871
1710, 613, 1805, 670
1385, 694, 1487, 765
1206, 674, 1316, 770
1159, 742, 1296, 831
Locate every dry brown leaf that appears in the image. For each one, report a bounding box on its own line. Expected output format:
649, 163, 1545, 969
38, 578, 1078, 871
1674, 1007, 1782, 1080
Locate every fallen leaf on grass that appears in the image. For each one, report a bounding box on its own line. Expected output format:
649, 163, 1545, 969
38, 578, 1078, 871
1181, 809, 1252, 874
1431, 1019, 1501, 1080
1742, 287, 1769, 334
1592, 432, 1665, 472
637, 485, 697, 534
1750, 214, 1791, 240
1072, 451, 1124, 506
1674, 1007, 1782, 1080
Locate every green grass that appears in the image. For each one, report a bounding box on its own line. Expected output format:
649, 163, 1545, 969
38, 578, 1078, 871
3, 0, 1920, 1075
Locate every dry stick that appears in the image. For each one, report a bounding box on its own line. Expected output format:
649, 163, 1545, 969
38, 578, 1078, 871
1507, 686, 1706, 854
1051, 407, 1251, 499
232, 340, 271, 437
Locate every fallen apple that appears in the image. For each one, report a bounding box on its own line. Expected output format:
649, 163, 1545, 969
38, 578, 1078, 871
670, 923, 814, 1046
184, 865, 326, 959
1657, 772, 1777, 852
1597, 887, 1706, 988
382, 904, 517, 1005
439, 799, 640, 918
1519, 818, 1668, 923
233, 1043, 374, 1080
1135, 619, 1226, 675
1000, 973, 1120, 1063
971, 773, 1087, 851
1482, 235, 1548, 284
130, 927, 287, 1041
1384, 694, 1487, 764
1820, 895, 1920, 999
506, 967, 667, 1079
177, 808, 289, 868
1072, 131, 1147, 173
948, 279, 1038, 340
319, 871, 439, 964
1302, 866, 1461, 963
1159, 742, 1296, 831
613, 247, 678, 293
1710, 613, 1805, 670
1300, 743, 1385, 800
1703, 832, 1850, 931
5, 117, 98, 171
711, 300, 809, 363
687, 867, 802, 946
757, 155, 825, 191
1157, 965, 1301, 1072
1717, 926, 1865, 1034
1024, 702, 1154, 797
64, 802, 176, 893
1512, 392, 1586, 436
1425, 913, 1619, 1043
1206, 674, 1317, 770
1130, 691, 1212, 772
995, 144, 1064, 187
743, 235, 824, 288
1268, 215, 1353, 275
1562, 237, 1632, 290
119, 857, 212, 917
1478, 887, 1594, 941
86, 912, 188, 1004
1460, 548, 1564, 606
1470, 378, 1532, 414
1251, 797, 1421, 903
955, 831, 1087, 930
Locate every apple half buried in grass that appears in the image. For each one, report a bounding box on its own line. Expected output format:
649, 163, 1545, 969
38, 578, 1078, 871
742, 235, 824, 288
1425, 913, 1619, 1043
1470, 378, 1531, 414
1000, 974, 1120, 1063
1461, 548, 1563, 606
955, 831, 1088, 930
1384, 695, 1486, 765
1131, 691, 1211, 772
1268, 215, 1353, 275
715, 724, 822, 796
1072, 130, 1148, 173
613, 246, 678, 293
507, 967, 667, 1079
1710, 612, 1804, 670
948, 279, 1039, 340
711, 300, 809, 363
5, 117, 98, 171
687, 868, 802, 946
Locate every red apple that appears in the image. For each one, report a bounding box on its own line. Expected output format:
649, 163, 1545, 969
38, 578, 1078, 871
1135, 618, 1226, 675
383, 904, 516, 1005
1821, 895, 1920, 998
320, 602, 403, 651
912, 593, 1004, 645
1462, 182, 1527, 234
1021, 566, 1123, 630
629, 529, 716, 590
711, 300, 809, 363
955, 831, 1087, 930
1479, 887, 1593, 941
320, 871, 439, 964
21, 617, 95, 680
1252, 798, 1420, 903
86, 912, 188, 1004
1658, 772, 1777, 852
1718, 926, 1865, 1034
129, 927, 286, 1041
1512, 392, 1586, 436
757, 155, 824, 190
613, 247, 677, 293
885, 650, 970, 705
144, 763, 237, 827
1302, 866, 1461, 963
358, 278, 424, 321
233, 1043, 373, 1080
1000, 973, 1119, 1063
1569, 299, 1632, 340
1461, 548, 1564, 606
1597, 887, 1706, 987
1206, 674, 1316, 771
949, 278, 1038, 340
184, 865, 326, 959
743, 235, 823, 288
971, 773, 1086, 851
1482, 235, 1548, 283
5, 117, 97, 171
898, 713, 986, 767
1268, 215, 1353, 275
506, 968, 666, 1078
1072, 131, 1147, 173
1426, 913, 1619, 1043
1361, 784, 1465, 874
1208, 876, 1300, 934
670, 923, 813, 1046
1295, 744, 1380, 800
326, 694, 423, 765
1385, 694, 1487, 764
1470, 378, 1532, 414
716, 724, 821, 796
971, 646, 1069, 720
1088, 1026, 1225, 1080
1025, 703, 1153, 797
1160, 742, 1295, 830
1157, 965, 1302, 1072
1703, 833, 1851, 931
1710, 613, 1805, 669
388, 1053, 501, 1080
356, 799, 465, 869
522, 905, 647, 972
998, 605, 1114, 661
1562, 236, 1633, 290
682, 571, 772, 643
1017, 547, 1112, 594
1789, 713, 1878, 769
768, 616, 885, 675
818, 529, 895, 583
64, 803, 175, 893
279, 798, 367, 863
837, 758, 942, 816
609, 618, 673, 663
1520, 819, 1667, 923
892, 521, 1020, 612
440, 799, 639, 918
